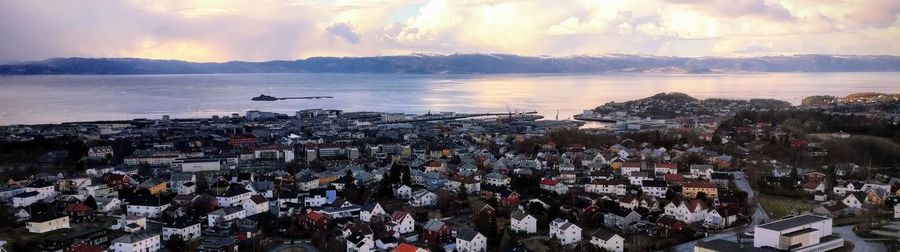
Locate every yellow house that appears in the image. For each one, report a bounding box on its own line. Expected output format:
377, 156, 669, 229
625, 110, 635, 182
138, 179, 168, 195
682, 181, 718, 198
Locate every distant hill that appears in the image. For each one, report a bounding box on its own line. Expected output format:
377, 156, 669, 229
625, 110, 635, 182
1, 54, 899, 75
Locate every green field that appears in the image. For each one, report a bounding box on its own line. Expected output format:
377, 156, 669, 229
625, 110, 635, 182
758, 194, 817, 218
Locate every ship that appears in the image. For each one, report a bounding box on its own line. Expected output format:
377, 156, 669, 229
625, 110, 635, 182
251, 94, 278, 101
573, 110, 618, 122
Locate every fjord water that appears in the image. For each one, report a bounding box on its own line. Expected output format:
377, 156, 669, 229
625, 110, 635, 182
0, 73, 898, 125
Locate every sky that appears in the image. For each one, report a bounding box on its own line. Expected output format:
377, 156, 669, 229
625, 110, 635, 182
0, 0, 898, 62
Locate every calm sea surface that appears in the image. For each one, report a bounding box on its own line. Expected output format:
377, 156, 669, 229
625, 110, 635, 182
0, 73, 898, 125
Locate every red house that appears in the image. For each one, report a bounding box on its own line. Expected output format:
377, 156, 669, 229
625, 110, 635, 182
657, 215, 687, 237
422, 219, 451, 244
302, 211, 331, 230
63, 203, 93, 223
105, 174, 130, 190
229, 134, 258, 146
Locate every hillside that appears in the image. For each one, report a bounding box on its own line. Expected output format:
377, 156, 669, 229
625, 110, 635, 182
1, 54, 899, 75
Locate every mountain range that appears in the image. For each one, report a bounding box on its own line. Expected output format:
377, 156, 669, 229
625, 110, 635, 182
1, 54, 899, 75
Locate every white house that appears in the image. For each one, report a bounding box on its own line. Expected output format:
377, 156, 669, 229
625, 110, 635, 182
620, 163, 641, 175
841, 193, 864, 209
664, 199, 709, 224
297, 175, 320, 191
387, 210, 415, 235
216, 187, 251, 207
456, 229, 488, 252
585, 180, 627, 196
510, 210, 537, 234
207, 206, 246, 228
13, 180, 56, 207
628, 172, 651, 186
26, 216, 70, 233
409, 189, 437, 207
703, 208, 737, 229
162, 218, 201, 241
549, 218, 582, 246
394, 185, 412, 199
483, 172, 510, 187
894, 204, 900, 219
126, 197, 170, 219
12, 191, 43, 207
753, 215, 844, 251
640, 180, 668, 198
689, 165, 714, 179
243, 194, 269, 216
360, 203, 386, 222
88, 146, 114, 159
111, 232, 161, 252
180, 158, 222, 173
604, 208, 641, 229
96, 197, 122, 213
540, 179, 568, 195
590, 229, 624, 252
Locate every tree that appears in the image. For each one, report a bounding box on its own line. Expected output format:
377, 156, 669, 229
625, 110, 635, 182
165, 234, 187, 251
402, 167, 412, 186
83, 195, 97, 210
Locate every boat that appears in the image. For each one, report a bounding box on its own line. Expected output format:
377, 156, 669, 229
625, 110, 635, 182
251, 94, 278, 101
573, 110, 618, 122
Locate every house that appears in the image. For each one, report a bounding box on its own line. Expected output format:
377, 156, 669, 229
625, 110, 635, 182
169, 173, 196, 195
833, 181, 864, 196
654, 163, 678, 175
604, 208, 641, 229
137, 179, 167, 195
619, 195, 639, 210
111, 232, 161, 252
456, 229, 487, 252
753, 215, 844, 251
894, 204, 900, 219
63, 203, 93, 223
682, 181, 718, 198
842, 193, 864, 209
26, 215, 70, 233
641, 180, 668, 198
243, 194, 269, 216
703, 207, 737, 229
510, 209, 537, 234
620, 162, 641, 175
664, 199, 709, 224
628, 172, 651, 186
394, 185, 413, 199
422, 219, 451, 244
585, 180, 627, 196
180, 158, 222, 173
88, 146, 114, 159
709, 173, 733, 187
216, 186, 251, 207
13, 180, 56, 207
549, 218, 582, 246
695, 239, 769, 252
803, 181, 826, 193
864, 188, 889, 205
448, 176, 480, 193
113, 215, 147, 233
360, 203, 386, 222
302, 211, 331, 230
387, 210, 415, 236
657, 215, 688, 236
347, 232, 374, 252
297, 174, 320, 191
689, 165, 714, 179
590, 229, 624, 252
126, 195, 170, 218
207, 206, 246, 228
483, 172, 510, 187
409, 189, 438, 207
394, 243, 430, 252
812, 202, 850, 218
162, 217, 201, 241
540, 179, 568, 195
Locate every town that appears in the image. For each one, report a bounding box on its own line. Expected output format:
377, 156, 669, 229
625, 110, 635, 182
0, 93, 899, 252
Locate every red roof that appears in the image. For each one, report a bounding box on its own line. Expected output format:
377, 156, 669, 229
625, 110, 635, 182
64, 203, 92, 213
69, 244, 105, 252
391, 210, 410, 222
395, 243, 428, 252
664, 174, 685, 182
655, 163, 677, 169
684, 181, 716, 188
307, 211, 327, 221
541, 179, 560, 186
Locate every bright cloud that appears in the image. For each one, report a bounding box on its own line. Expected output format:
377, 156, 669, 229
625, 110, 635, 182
0, 0, 897, 62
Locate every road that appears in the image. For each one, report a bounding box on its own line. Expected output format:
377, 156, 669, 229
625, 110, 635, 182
268, 242, 320, 252
730, 171, 770, 228
671, 172, 768, 252
833, 226, 887, 252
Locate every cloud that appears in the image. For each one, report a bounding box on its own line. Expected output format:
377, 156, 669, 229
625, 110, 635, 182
327, 22, 362, 44
0, 0, 897, 62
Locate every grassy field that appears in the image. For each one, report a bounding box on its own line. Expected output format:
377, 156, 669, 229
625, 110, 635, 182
758, 194, 817, 218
